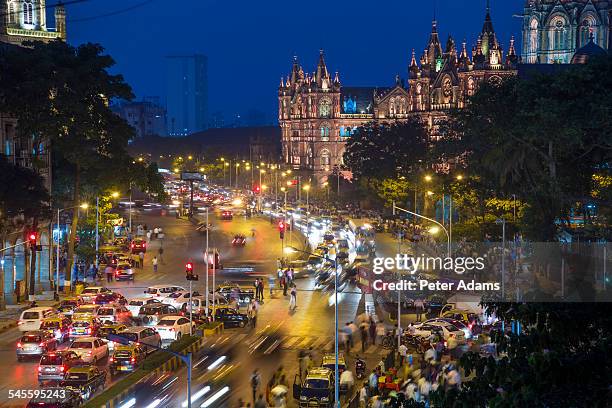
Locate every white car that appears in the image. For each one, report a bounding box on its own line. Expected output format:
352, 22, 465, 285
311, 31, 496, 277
154, 316, 194, 341
143, 285, 186, 298
78, 287, 110, 304
126, 297, 161, 316
97, 305, 132, 324
66, 337, 109, 364
181, 295, 230, 315
72, 304, 100, 320
162, 291, 201, 310
17, 307, 57, 332
412, 321, 466, 343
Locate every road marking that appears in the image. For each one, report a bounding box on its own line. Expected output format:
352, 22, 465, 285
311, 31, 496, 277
294, 337, 317, 349
280, 336, 302, 349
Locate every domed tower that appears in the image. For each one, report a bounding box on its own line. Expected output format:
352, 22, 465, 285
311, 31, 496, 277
571, 33, 608, 63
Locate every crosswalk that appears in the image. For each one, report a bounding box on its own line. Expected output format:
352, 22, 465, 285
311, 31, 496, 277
214, 333, 382, 355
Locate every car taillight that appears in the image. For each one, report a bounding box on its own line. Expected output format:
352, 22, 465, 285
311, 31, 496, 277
87, 351, 92, 356
17, 321, 23, 325
87, 328, 91, 334
131, 357, 135, 363
39, 342, 44, 347
131, 244, 134, 248
38, 366, 42, 372
17, 342, 22, 348
109, 357, 114, 362
60, 366, 65, 372
169, 328, 175, 331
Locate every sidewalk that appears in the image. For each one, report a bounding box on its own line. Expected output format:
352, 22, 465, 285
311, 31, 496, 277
0, 298, 62, 334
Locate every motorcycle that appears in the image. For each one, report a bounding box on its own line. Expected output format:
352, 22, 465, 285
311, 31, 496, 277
355, 357, 366, 379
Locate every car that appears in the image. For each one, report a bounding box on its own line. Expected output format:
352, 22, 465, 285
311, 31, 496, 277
154, 315, 194, 341
130, 238, 147, 254
18, 307, 57, 332
97, 304, 132, 325
58, 303, 78, 317
77, 287, 111, 304
72, 304, 100, 320
439, 308, 481, 326
17, 331, 58, 361
98, 323, 128, 352
321, 353, 347, 373
221, 210, 233, 220
126, 297, 161, 316
162, 290, 201, 310
143, 285, 186, 298
180, 295, 230, 316
69, 317, 100, 339
138, 303, 179, 326
425, 317, 474, 340
292, 367, 335, 407
232, 234, 246, 246
216, 282, 255, 304
93, 292, 127, 306
109, 344, 146, 376
115, 326, 161, 352
66, 337, 109, 364
60, 366, 106, 401
113, 237, 129, 250
115, 263, 135, 281
40, 316, 72, 343
213, 306, 249, 328
285, 260, 310, 278
26, 388, 82, 408
37, 350, 81, 384
412, 321, 466, 343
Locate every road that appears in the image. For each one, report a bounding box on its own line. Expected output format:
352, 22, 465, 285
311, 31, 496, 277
0, 207, 377, 407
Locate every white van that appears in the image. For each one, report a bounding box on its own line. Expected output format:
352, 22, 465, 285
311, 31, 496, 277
143, 285, 185, 298
18, 307, 57, 332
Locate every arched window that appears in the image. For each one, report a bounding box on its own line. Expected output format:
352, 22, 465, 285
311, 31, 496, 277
529, 18, 539, 55
320, 124, 330, 141
319, 98, 331, 118
550, 16, 567, 51
389, 98, 395, 115
320, 150, 330, 167
580, 17, 597, 46
7, 2, 16, 24
23, 0, 33, 25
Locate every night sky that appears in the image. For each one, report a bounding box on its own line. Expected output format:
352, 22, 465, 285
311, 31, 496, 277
64, 0, 524, 125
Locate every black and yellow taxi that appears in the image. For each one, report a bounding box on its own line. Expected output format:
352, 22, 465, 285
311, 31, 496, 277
98, 323, 128, 352
40, 316, 72, 343
69, 316, 100, 339
59, 366, 106, 400
293, 367, 335, 407
109, 344, 146, 376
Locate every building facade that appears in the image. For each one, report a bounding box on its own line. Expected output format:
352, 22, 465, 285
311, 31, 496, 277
165, 54, 208, 137
279, 6, 517, 182
0, 0, 67, 304
521, 0, 611, 64
112, 99, 167, 139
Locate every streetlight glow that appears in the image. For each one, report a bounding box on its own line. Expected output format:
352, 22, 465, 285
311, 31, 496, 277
426, 191, 434, 196
303, 185, 311, 191
111, 192, 119, 198
429, 226, 440, 234
456, 174, 464, 181
281, 187, 286, 192
80, 203, 89, 209
424, 175, 433, 182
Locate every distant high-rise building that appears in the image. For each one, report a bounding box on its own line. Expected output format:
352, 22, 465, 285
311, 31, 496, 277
112, 99, 167, 139
165, 54, 208, 136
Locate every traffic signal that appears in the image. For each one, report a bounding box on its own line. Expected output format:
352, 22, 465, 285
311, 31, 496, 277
253, 185, 261, 194
290, 179, 298, 186
27, 232, 37, 246
185, 262, 198, 280
278, 220, 285, 239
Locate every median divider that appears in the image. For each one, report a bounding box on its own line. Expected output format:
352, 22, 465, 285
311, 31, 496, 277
85, 334, 210, 408
198, 321, 224, 337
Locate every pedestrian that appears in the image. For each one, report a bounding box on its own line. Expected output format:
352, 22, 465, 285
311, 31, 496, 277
153, 227, 159, 239
146, 230, 152, 242
376, 323, 386, 345
360, 325, 368, 352
368, 369, 378, 396
289, 285, 297, 310
158, 246, 164, 264
281, 275, 287, 296
152, 256, 158, 273
138, 251, 144, 269
349, 321, 358, 347
105, 265, 114, 283
359, 381, 368, 408
369, 319, 377, 345
253, 279, 260, 300
399, 343, 408, 366
250, 370, 261, 404
414, 298, 425, 322
254, 394, 265, 408
258, 279, 264, 300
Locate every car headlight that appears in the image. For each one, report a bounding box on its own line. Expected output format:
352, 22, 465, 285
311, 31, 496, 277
321, 397, 329, 401
300, 396, 307, 400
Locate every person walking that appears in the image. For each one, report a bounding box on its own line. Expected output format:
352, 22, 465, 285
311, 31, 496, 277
152, 256, 158, 273
146, 230, 152, 242
138, 251, 145, 269
289, 285, 297, 310
153, 227, 159, 239
253, 279, 260, 301
254, 394, 266, 408
369, 319, 377, 345
105, 265, 114, 283
258, 279, 264, 301
360, 325, 368, 353
158, 246, 164, 264
414, 298, 425, 322
358, 381, 368, 408
250, 369, 261, 405
376, 322, 386, 345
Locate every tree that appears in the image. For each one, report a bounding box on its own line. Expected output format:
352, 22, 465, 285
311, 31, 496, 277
439, 58, 612, 241
344, 119, 430, 181
431, 301, 612, 407
0, 40, 161, 285
0, 156, 49, 222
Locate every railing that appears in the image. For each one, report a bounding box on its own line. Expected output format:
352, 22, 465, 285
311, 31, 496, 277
339, 113, 374, 119
7, 27, 61, 39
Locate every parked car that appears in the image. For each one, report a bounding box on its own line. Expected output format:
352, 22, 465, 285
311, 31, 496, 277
154, 316, 194, 342
126, 297, 161, 316
412, 321, 466, 343
37, 350, 81, 384
17, 331, 58, 361
18, 307, 57, 332
66, 337, 109, 364
138, 303, 179, 326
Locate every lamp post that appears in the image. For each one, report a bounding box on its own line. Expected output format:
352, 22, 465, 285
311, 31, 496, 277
393, 202, 450, 258
303, 185, 310, 242
235, 163, 240, 189
284, 246, 339, 407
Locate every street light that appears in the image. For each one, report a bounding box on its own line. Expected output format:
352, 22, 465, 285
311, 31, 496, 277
111, 192, 119, 199
424, 175, 432, 182
284, 246, 339, 406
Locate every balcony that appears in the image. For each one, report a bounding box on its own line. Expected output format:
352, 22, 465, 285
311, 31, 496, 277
7, 27, 61, 39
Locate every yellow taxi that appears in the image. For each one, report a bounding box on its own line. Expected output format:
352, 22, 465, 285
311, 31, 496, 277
40, 316, 72, 343
59, 366, 106, 400
98, 323, 128, 352
109, 344, 146, 376
69, 316, 100, 339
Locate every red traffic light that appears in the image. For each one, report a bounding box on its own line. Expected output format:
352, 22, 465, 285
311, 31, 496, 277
278, 221, 285, 231
185, 262, 193, 271
27, 232, 37, 244
253, 185, 261, 194
290, 179, 298, 186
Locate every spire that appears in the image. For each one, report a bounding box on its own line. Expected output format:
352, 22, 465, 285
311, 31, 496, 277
473, 38, 485, 65
458, 40, 471, 70
280, 76, 284, 87
506, 35, 518, 66
334, 71, 340, 84
426, 20, 443, 66
410, 49, 418, 68
290, 55, 300, 84
316, 49, 330, 84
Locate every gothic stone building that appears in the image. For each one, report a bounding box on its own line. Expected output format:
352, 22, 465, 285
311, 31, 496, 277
522, 0, 611, 64
279, 1, 612, 182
